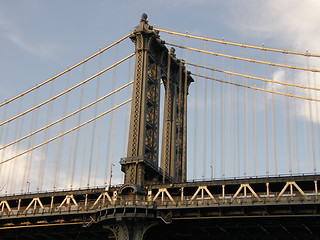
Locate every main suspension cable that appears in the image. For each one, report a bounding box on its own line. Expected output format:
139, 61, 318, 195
0, 33, 131, 108
0, 81, 133, 151
167, 43, 320, 73
0, 99, 132, 165
186, 62, 320, 92
154, 27, 320, 58
0, 53, 135, 127
194, 73, 320, 102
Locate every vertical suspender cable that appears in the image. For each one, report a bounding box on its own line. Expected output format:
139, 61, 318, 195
87, 109, 95, 187
220, 68, 225, 178
23, 85, 39, 193
108, 61, 119, 187
303, 98, 310, 173
29, 85, 40, 192
307, 54, 316, 173
226, 53, 231, 177
94, 51, 104, 187
88, 48, 110, 187
193, 65, 199, 179
105, 49, 119, 186
237, 70, 241, 177
39, 80, 55, 191
79, 64, 88, 188
0, 102, 7, 145
0, 107, 9, 167
94, 107, 103, 187
53, 77, 70, 190
288, 70, 295, 174
211, 53, 217, 179
291, 69, 299, 174
242, 48, 248, 176
64, 70, 73, 189
262, 46, 269, 176
271, 75, 278, 175
202, 41, 207, 179
252, 62, 257, 176
8, 97, 23, 193
80, 121, 89, 187
88, 55, 104, 187
314, 72, 320, 173
283, 55, 291, 174
221, 43, 226, 178
0, 103, 6, 191
302, 55, 310, 173
232, 59, 236, 177
72, 64, 86, 188
288, 70, 294, 175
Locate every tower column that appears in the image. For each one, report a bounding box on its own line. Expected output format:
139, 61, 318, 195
121, 14, 167, 186
121, 14, 193, 186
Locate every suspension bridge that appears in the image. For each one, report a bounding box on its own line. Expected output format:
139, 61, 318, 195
1, 14, 320, 239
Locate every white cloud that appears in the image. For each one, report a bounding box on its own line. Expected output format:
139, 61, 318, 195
295, 72, 320, 123
228, 0, 320, 124
0, 145, 45, 195
230, 0, 320, 52
265, 69, 320, 123
268, 70, 287, 92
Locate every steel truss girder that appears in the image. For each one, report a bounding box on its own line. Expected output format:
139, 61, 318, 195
1, 176, 320, 221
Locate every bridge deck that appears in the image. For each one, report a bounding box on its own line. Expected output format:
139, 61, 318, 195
0, 175, 320, 239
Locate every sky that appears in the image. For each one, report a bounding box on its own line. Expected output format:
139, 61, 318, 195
0, 0, 319, 99
0, 0, 319, 100
1, 0, 320, 194
0, 0, 320, 101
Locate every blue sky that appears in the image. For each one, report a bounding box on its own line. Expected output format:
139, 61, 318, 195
1, 0, 319, 100
1, 0, 320, 193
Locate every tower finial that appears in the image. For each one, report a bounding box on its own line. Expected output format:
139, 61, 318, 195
141, 13, 148, 23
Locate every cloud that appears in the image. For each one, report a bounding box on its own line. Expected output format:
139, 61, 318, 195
265, 69, 320, 123
267, 70, 287, 92
230, 0, 320, 52
0, 145, 45, 195
228, 0, 320, 124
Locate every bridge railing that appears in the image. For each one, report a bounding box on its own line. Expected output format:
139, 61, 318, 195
0, 190, 319, 218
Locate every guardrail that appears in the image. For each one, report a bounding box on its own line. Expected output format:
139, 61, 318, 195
0, 191, 319, 218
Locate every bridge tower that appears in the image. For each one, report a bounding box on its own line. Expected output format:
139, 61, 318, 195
120, 14, 193, 187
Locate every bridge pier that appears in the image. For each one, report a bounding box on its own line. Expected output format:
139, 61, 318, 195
104, 220, 157, 240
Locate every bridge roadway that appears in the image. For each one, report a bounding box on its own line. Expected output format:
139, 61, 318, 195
1, 175, 320, 239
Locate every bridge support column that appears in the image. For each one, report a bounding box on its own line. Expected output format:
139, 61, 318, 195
121, 14, 193, 186
104, 220, 157, 240
121, 14, 167, 186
